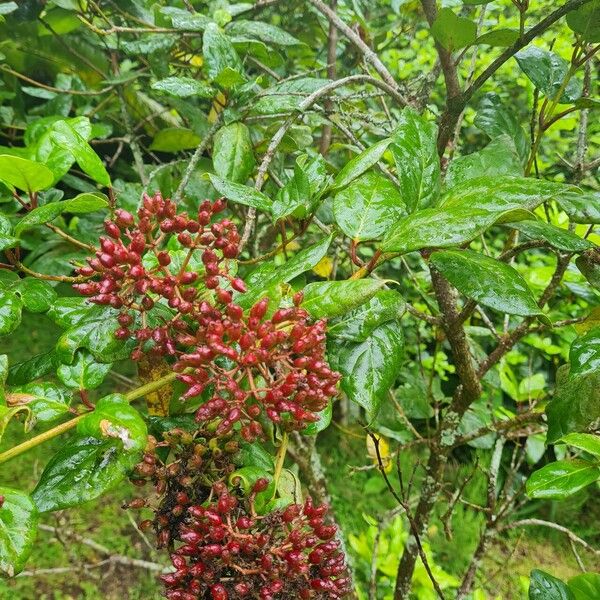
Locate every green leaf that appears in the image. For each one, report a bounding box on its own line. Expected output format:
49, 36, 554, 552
566, 0, 600, 42
50, 121, 111, 187
301, 279, 386, 319
476, 28, 519, 47
0, 289, 22, 334
208, 175, 271, 212
32, 435, 141, 512
445, 135, 522, 188
151, 77, 215, 99
430, 249, 543, 317
475, 93, 530, 163
0, 405, 33, 442
529, 570, 575, 600
251, 78, 332, 115
302, 402, 332, 436
558, 190, 600, 224
569, 327, 600, 377
78, 394, 147, 452
271, 163, 311, 221
150, 127, 201, 153
57, 350, 112, 390
330, 321, 404, 417
203, 23, 244, 83
7, 382, 70, 422
509, 220, 593, 252
527, 459, 600, 499
515, 46, 582, 104
238, 235, 332, 309
47, 298, 133, 363
575, 252, 600, 290
0, 487, 38, 577
331, 138, 392, 191
0, 155, 53, 193
7, 351, 60, 386
0, 2, 18, 16
0, 353, 7, 403
333, 172, 406, 240
431, 8, 477, 52
561, 433, 600, 458
213, 122, 256, 184
568, 573, 600, 600
328, 290, 406, 342
160, 6, 211, 31
14, 278, 57, 313
226, 20, 301, 46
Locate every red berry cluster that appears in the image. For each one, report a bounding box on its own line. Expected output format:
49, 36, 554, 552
74, 193, 340, 435
160, 481, 349, 600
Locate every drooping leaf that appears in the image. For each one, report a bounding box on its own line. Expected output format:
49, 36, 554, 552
390, 108, 440, 211
330, 321, 404, 417
0, 155, 53, 193
78, 394, 147, 452
50, 121, 111, 186
301, 279, 386, 319
0, 487, 39, 577
208, 175, 271, 212
510, 220, 594, 252
431, 8, 477, 52
203, 23, 244, 83
213, 122, 255, 184
57, 350, 112, 390
474, 93, 530, 163
331, 138, 392, 191
529, 570, 575, 600
0, 405, 33, 442
333, 172, 406, 240
32, 435, 141, 512
515, 46, 582, 104
238, 235, 332, 308
151, 77, 215, 99
328, 290, 406, 342
430, 249, 544, 317
526, 459, 600, 500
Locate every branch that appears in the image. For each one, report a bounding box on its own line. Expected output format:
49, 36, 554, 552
306, 0, 409, 104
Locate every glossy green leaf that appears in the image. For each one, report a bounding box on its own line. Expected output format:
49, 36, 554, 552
213, 122, 256, 184
226, 20, 301, 46
47, 298, 133, 363
569, 327, 600, 377
32, 435, 141, 512
0, 155, 53, 193
476, 28, 519, 47
331, 138, 392, 191
78, 394, 147, 452
271, 163, 311, 221
7, 382, 70, 422
236, 442, 274, 471
14, 278, 57, 313
431, 8, 477, 51
0, 2, 18, 15
575, 252, 600, 290
14, 203, 64, 237
527, 459, 600, 499
333, 172, 406, 240
50, 121, 111, 187
327, 290, 406, 342
510, 220, 593, 252
0, 405, 33, 442
57, 350, 112, 390
390, 108, 440, 212
529, 570, 575, 600
0, 353, 7, 404
515, 46, 582, 104
150, 128, 201, 152
208, 175, 271, 212
474, 93, 530, 163
430, 249, 543, 317
561, 433, 600, 458
568, 573, 600, 600
0, 289, 22, 335
160, 6, 211, 31
203, 23, 244, 83
445, 135, 522, 187
151, 77, 215, 99
302, 402, 333, 435
566, 0, 600, 42
558, 190, 600, 224
330, 321, 404, 417
7, 351, 59, 386
0, 487, 38, 577
301, 279, 386, 319
251, 78, 332, 115
238, 235, 332, 308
